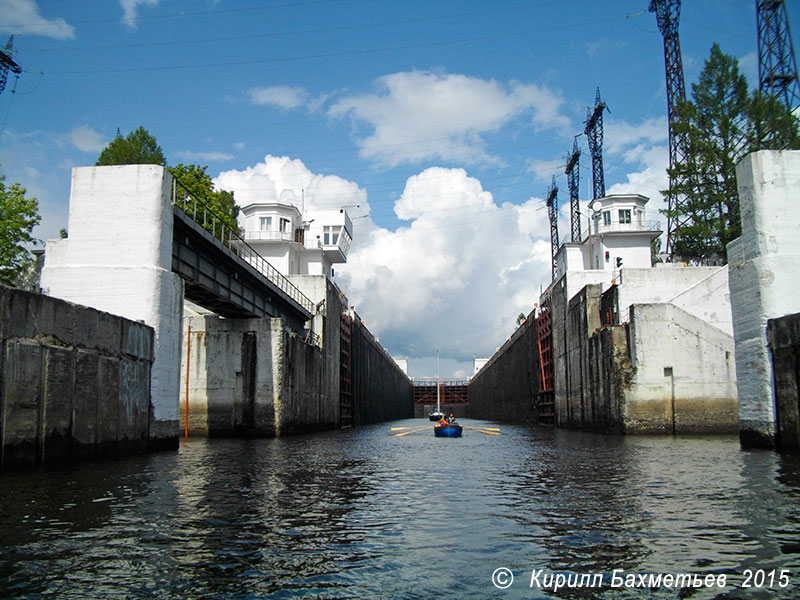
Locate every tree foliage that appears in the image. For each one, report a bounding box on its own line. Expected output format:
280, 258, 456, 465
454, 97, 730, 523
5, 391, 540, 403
94, 127, 238, 236
665, 43, 800, 263
96, 126, 166, 166
168, 163, 239, 234
0, 173, 41, 286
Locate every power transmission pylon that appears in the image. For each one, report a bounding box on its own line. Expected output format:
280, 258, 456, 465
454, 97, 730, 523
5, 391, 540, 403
584, 88, 607, 200
650, 0, 688, 260
757, 0, 800, 111
0, 36, 22, 96
565, 137, 581, 242
546, 176, 559, 280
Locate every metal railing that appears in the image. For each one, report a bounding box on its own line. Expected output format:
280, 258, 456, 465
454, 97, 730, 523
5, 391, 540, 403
412, 378, 470, 386
581, 220, 662, 241
244, 230, 295, 242
170, 179, 315, 315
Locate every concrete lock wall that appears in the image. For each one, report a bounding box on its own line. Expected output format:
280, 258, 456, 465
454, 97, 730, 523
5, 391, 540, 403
624, 304, 738, 434
556, 284, 736, 434
350, 316, 414, 425
561, 284, 604, 428
180, 277, 342, 437
767, 312, 800, 452
180, 316, 279, 437
180, 277, 412, 436
471, 264, 738, 435
468, 307, 540, 424
0, 285, 153, 468
728, 150, 800, 448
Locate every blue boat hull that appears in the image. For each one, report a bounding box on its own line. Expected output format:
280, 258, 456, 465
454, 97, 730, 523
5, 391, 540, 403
434, 424, 463, 437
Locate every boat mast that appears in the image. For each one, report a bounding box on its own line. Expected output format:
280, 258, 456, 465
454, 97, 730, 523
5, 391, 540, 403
436, 350, 441, 413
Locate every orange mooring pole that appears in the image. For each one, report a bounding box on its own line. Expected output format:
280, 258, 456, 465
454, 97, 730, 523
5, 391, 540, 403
184, 324, 191, 440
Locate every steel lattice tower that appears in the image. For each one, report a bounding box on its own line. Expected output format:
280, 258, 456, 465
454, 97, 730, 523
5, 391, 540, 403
584, 88, 607, 200
650, 0, 688, 259
545, 176, 559, 280
0, 36, 22, 96
565, 137, 581, 242
757, 0, 800, 110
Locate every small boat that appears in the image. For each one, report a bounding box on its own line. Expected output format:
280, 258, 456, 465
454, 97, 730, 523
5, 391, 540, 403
434, 422, 463, 438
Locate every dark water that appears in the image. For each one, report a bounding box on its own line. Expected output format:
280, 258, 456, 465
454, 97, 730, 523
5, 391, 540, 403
1, 420, 799, 599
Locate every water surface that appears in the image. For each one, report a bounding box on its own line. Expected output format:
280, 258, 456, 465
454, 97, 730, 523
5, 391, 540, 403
1, 420, 799, 598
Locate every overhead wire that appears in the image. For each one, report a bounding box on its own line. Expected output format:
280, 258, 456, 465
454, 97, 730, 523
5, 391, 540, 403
40, 15, 628, 75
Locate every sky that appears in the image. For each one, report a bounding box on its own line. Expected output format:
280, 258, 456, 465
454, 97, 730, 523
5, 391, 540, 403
0, 0, 794, 378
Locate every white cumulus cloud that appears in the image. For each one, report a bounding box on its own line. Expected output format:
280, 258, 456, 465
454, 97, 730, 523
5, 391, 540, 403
119, 0, 159, 29
214, 154, 369, 219
213, 157, 552, 373
328, 70, 569, 167
175, 150, 234, 162
248, 85, 309, 110
336, 167, 551, 364
69, 126, 105, 153
0, 0, 74, 39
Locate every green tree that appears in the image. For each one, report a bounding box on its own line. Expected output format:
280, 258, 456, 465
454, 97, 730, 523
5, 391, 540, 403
0, 173, 41, 286
96, 126, 166, 166
168, 163, 239, 234
664, 43, 800, 263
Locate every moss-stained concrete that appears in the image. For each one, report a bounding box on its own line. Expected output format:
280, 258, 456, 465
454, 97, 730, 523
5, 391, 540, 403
0, 285, 154, 469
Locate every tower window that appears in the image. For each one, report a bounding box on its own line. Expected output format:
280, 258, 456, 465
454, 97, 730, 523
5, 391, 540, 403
619, 209, 632, 224
323, 225, 341, 245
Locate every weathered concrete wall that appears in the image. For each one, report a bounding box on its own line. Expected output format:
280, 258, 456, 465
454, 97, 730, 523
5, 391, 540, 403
1, 285, 153, 468
181, 278, 341, 437
586, 325, 629, 432
625, 303, 738, 434
728, 150, 800, 448
350, 315, 414, 425
181, 277, 411, 436
561, 284, 604, 428
41, 165, 183, 449
767, 312, 800, 452
557, 293, 737, 434
468, 308, 539, 424
180, 316, 279, 437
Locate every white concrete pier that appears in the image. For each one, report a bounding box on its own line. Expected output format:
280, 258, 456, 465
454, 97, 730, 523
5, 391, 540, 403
41, 165, 183, 447
728, 150, 800, 448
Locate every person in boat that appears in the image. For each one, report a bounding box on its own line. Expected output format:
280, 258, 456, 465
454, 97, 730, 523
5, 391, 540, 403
437, 417, 449, 427
448, 413, 457, 424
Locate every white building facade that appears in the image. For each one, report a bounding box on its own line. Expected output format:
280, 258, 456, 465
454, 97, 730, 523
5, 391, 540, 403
555, 194, 662, 278
240, 202, 353, 278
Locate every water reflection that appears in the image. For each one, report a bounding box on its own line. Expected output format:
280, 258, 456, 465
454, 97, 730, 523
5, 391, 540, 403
1, 423, 799, 599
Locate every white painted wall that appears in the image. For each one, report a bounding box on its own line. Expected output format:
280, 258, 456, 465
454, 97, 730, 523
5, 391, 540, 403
40, 165, 183, 440
728, 150, 800, 446
615, 267, 727, 326
625, 303, 737, 432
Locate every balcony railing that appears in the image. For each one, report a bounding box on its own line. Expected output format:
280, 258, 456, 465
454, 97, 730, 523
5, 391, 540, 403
170, 178, 314, 315
582, 220, 662, 240
244, 230, 295, 243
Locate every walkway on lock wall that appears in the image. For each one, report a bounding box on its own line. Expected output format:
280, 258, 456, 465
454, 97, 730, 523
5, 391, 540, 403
170, 180, 314, 333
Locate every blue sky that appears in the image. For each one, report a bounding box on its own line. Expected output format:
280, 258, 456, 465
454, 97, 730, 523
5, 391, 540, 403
0, 0, 793, 378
